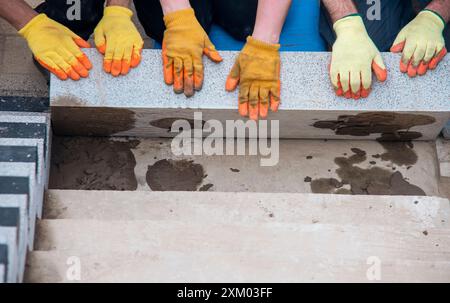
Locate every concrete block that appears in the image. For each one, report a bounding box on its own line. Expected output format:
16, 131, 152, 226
0, 195, 30, 282
0, 264, 5, 283
0, 243, 7, 283
0, 206, 22, 282
0, 163, 41, 247
0, 96, 49, 113
50, 49, 450, 140
0, 145, 41, 177
0, 231, 18, 283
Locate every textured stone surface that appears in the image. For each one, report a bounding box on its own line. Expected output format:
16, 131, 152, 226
51, 50, 450, 111
0, 230, 18, 283
50, 50, 450, 139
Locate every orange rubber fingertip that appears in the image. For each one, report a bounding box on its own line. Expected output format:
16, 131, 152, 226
74, 38, 91, 48
68, 68, 80, 81
259, 103, 269, 118
400, 60, 408, 73
390, 41, 405, 53
406, 61, 417, 78
103, 60, 112, 73
239, 102, 249, 117
111, 60, 122, 77
194, 74, 204, 91
121, 60, 131, 76
344, 90, 352, 99
417, 62, 428, 75
225, 77, 239, 92
249, 104, 259, 121
97, 44, 106, 54
361, 88, 371, 98
78, 55, 92, 70
130, 53, 141, 68
270, 97, 280, 112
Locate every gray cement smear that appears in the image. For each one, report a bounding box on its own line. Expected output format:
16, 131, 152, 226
146, 159, 206, 191
310, 147, 425, 196
313, 112, 436, 140
49, 136, 140, 190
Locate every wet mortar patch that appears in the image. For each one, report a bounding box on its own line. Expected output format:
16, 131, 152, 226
49, 136, 140, 190
150, 117, 206, 132
313, 112, 436, 139
52, 106, 136, 136
310, 148, 425, 196
146, 159, 206, 191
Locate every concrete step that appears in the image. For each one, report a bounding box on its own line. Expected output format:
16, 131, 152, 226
50, 49, 450, 140
44, 190, 450, 229
25, 250, 450, 283
31, 219, 450, 282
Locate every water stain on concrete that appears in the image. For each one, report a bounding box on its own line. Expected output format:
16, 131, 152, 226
313, 112, 436, 139
310, 148, 426, 196
150, 117, 206, 132
146, 159, 206, 191
52, 96, 136, 136
378, 141, 417, 166
49, 136, 139, 190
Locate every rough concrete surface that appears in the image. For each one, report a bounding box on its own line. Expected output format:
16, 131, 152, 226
48, 136, 441, 197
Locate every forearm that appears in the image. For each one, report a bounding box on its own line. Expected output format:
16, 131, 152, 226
0, 0, 37, 30
106, 0, 131, 8
159, 0, 191, 15
321, 0, 357, 23
252, 0, 292, 44
426, 0, 450, 23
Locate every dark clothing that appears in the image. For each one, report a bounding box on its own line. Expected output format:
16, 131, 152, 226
319, 0, 450, 51
36, 0, 258, 42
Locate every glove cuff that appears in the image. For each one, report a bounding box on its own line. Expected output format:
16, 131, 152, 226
419, 10, 445, 30
164, 8, 196, 27
18, 13, 48, 38
246, 36, 280, 52
333, 14, 367, 37
104, 6, 133, 18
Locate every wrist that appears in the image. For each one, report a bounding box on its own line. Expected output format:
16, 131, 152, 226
160, 0, 191, 15
419, 10, 446, 29
333, 14, 367, 37
246, 36, 280, 53
104, 6, 133, 17
15, 10, 38, 32
18, 13, 47, 38
252, 28, 281, 44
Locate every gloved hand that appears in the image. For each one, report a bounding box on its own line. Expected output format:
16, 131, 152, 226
330, 15, 387, 99
19, 14, 92, 81
391, 10, 447, 77
162, 8, 222, 97
226, 37, 281, 120
94, 6, 144, 76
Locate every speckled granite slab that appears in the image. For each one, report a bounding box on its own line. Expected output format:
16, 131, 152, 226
50, 49, 450, 139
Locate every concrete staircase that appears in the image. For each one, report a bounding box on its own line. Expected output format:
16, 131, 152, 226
25, 190, 450, 283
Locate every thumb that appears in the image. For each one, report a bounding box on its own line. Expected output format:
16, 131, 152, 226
390, 31, 406, 53
204, 37, 223, 63
94, 26, 106, 54
225, 60, 240, 92
372, 53, 387, 82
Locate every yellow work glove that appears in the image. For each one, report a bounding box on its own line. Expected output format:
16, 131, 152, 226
391, 10, 447, 77
94, 6, 144, 76
19, 14, 92, 81
226, 37, 281, 120
163, 8, 222, 97
330, 15, 387, 99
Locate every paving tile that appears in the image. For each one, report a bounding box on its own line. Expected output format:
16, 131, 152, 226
50, 49, 450, 139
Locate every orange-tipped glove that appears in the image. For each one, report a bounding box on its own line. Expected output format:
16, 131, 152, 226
19, 14, 92, 81
226, 37, 281, 120
391, 10, 447, 77
330, 15, 387, 99
162, 8, 222, 97
94, 6, 144, 76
